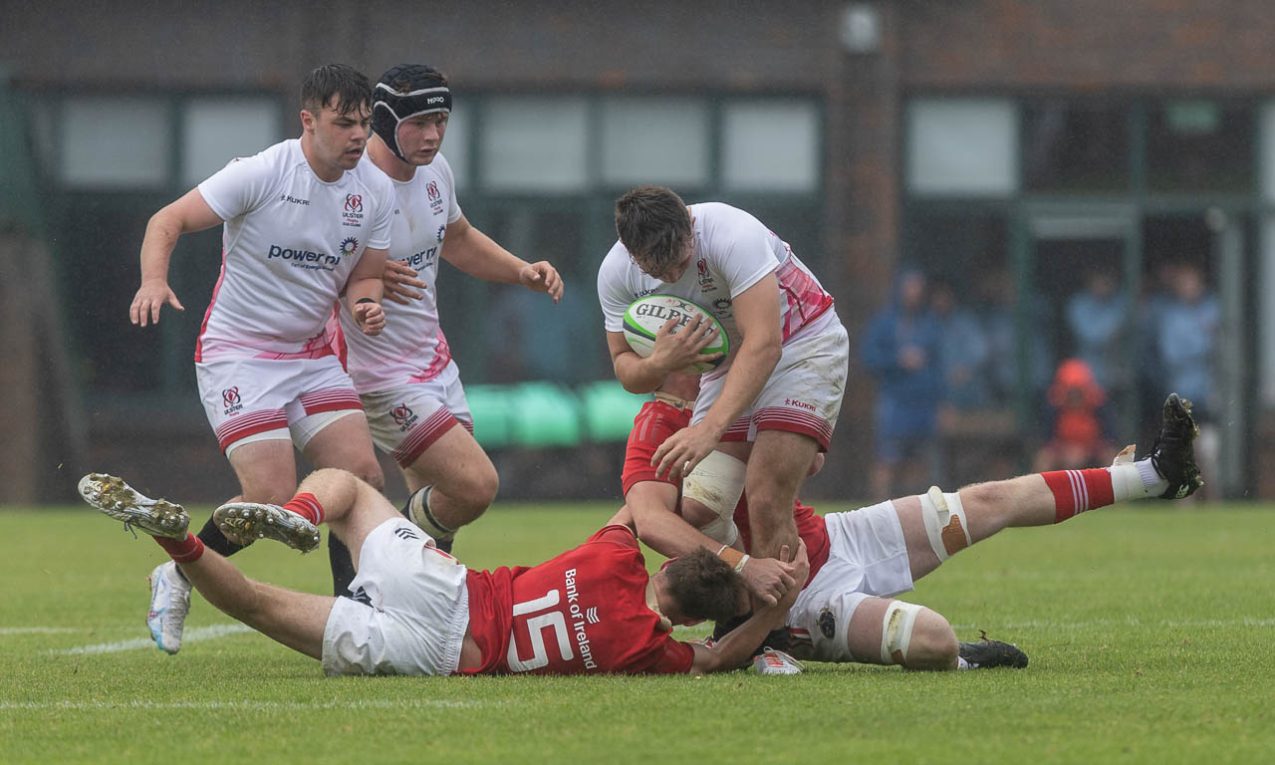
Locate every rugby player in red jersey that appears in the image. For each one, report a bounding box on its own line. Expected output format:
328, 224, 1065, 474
78, 468, 807, 677
616, 363, 1204, 670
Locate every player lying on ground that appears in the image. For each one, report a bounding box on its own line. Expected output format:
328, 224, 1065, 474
617, 384, 1204, 669
78, 469, 807, 676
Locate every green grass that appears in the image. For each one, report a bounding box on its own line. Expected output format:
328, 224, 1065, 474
1, 501, 1273, 764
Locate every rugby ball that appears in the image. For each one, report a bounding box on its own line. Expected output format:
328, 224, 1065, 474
622, 294, 730, 373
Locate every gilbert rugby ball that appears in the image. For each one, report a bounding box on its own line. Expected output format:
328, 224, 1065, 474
622, 294, 730, 373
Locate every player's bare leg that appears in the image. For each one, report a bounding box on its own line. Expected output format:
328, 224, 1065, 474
216, 468, 403, 569
895, 393, 1204, 582
400, 425, 499, 548
180, 550, 334, 660
841, 596, 959, 670
303, 412, 385, 491
301, 411, 385, 594
228, 438, 304, 504
736, 430, 818, 559
79, 473, 333, 660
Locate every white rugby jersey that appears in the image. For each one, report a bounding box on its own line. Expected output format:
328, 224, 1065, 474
195, 139, 394, 362
596, 202, 836, 367
339, 153, 463, 393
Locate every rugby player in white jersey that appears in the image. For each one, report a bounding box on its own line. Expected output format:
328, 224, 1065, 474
597, 187, 849, 562
127, 64, 395, 654
328, 64, 561, 586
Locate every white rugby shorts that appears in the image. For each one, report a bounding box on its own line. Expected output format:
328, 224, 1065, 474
322, 518, 471, 676
785, 500, 916, 662
196, 356, 363, 453
693, 311, 848, 450
359, 360, 475, 468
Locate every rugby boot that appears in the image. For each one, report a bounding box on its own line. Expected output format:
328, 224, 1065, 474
958, 634, 1029, 669
213, 502, 321, 552
1149, 393, 1205, 500
147, 560, 192, 655
77, 473, 188, 539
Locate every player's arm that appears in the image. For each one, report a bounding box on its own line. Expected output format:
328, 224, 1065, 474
130, 188, 224, 327
606, 321, 721, 394
442, 214, 563, 302
651, 274, 782, 478
688, 540, 808, 675
625, 481, 794, 607
345, 246, 388, 335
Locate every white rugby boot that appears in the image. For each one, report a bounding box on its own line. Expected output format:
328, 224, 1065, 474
213, 502, 321, 553
147, 561, 192, 655
77, 473, 188, 539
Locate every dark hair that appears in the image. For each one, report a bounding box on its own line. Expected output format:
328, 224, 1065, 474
381, 63, 448, 93
615, 185, 692, 272
662, 548, 746, 623
300, 64, 372, 115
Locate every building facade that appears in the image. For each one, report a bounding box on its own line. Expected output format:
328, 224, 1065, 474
1, 0, 1269, 501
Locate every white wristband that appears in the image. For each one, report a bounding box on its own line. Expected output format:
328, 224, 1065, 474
734, 554, 750, 573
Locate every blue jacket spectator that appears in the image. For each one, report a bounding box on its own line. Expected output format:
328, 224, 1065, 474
1066, 270, 1131, 394
862, 268, 945, 497
931, 280, 990, 410
1157, 263, 1219, 418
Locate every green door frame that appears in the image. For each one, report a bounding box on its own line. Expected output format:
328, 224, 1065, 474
1011, 202, 1143, 451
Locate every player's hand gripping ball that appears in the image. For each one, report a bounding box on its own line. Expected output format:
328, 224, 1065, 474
622, 294, 730, 373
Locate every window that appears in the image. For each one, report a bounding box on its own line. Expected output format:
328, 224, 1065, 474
722, 100, 819, 191
61, 97, 171, 189
182, 98, 281, 187
600, 96, 709, 187
481, 97, 589, 192
1147, 101, 1253, 193
1023, 102, 1129, 193
907, 99, 1018, 196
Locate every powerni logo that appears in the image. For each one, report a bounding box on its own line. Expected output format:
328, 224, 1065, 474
339, 237, 359, 256
267, 244, 339, 268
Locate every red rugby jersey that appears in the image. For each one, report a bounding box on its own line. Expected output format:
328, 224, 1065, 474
462, 525, 695, 675
623, 400, 832, 583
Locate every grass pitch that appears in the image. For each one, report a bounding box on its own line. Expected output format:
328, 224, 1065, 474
1, 500, 1272, 764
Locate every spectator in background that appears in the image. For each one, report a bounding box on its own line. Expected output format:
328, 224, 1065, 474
862, 267, 944, 499
931, 279, 991, 411
980, 268, 1053, 411
1033, 358, 1115, 472
1065, 269, 1131, 397
1156, 262, 1220, 498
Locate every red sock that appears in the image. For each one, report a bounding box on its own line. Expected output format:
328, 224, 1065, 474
1042, 469, 1116, 523
154, 533, 205, 563
283, 492, 325, 525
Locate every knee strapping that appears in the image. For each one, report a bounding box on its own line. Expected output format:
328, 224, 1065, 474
919, 485, 971, 561
879, 601, 925, 664
698, 515, 739, 546
682, 451, 746, 545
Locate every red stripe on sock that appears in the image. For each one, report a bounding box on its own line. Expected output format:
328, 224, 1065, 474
154, 533, 205, 563
1043, 469, 1116, 523
283, 492, 324, 525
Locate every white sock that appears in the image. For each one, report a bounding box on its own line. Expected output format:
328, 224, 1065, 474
957, 656, 972, 670
1108, 459, 1168, 502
